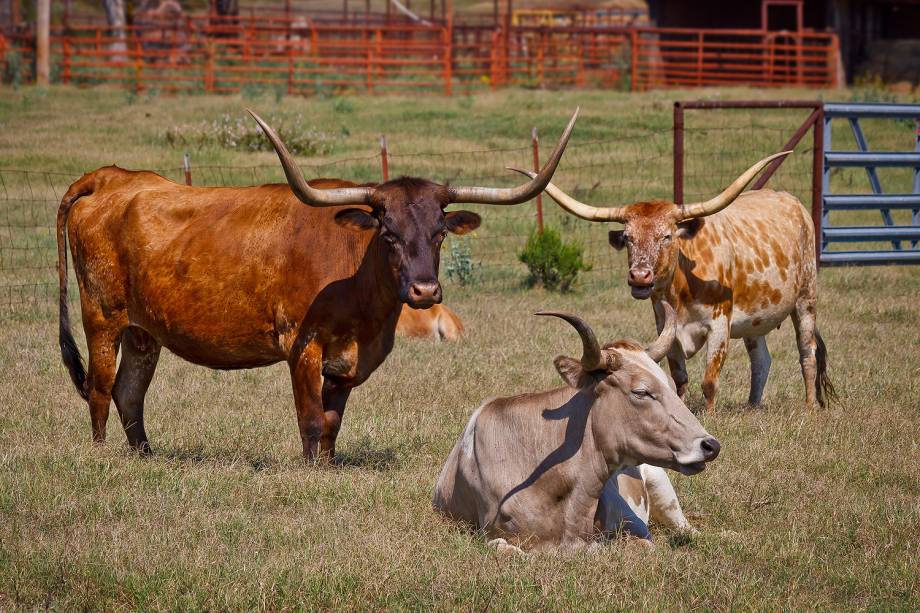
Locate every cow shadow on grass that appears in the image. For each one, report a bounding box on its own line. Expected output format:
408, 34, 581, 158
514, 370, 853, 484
149, 444, 404, 472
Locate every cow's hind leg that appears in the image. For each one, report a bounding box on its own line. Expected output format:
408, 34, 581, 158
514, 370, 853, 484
791, 302, 819, 409
84, 323, 122, 443
112, 327, 161, 453
743, 336, 771, 406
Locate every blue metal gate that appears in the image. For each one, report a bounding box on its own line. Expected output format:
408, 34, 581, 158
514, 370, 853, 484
821, 102, 920, 265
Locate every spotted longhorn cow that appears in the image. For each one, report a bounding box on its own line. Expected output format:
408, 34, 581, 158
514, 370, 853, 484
512, 152, 834, 411
433, 305, 719, 553
57, 109, 578, 461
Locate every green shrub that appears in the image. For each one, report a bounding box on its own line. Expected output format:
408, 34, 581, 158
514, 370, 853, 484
442, 237, 479, 286
518, 226, 591, 292
163, 112, 337, 156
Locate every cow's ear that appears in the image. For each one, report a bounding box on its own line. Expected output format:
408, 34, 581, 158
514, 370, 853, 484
445, 210, 481, 235
609, 230, 627, 250
554, 355, 599, 389
334, 208, 379, 231
676, 218, 704, 239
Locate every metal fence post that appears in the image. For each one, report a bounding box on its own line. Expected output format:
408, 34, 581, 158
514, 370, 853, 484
812, 105, 824, 269
673, 101, 684, 204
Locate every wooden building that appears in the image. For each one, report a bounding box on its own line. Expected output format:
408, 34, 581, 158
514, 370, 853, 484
647, 0, 920, 82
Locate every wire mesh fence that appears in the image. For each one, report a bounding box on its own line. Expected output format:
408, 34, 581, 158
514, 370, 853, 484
0, 105, 827, 313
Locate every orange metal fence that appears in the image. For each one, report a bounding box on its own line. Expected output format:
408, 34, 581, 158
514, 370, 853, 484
631, 27, 840, 90
0, 18, 841, 94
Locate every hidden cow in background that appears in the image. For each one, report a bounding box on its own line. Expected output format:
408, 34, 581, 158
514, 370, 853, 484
513, 152, 834, 411
56, 109, 578, 461
433, 305, 719, 553
396, 304, 464, 341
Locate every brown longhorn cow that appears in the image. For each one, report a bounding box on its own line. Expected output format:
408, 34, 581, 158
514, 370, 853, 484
57, 109, 578, 460
512, 152, 835, 411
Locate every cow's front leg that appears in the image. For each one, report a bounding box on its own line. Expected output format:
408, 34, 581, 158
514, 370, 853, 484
289, 342, 326, 462
702, 315, 730, 412
321, 379, 352, 461
667, 355, 689, 399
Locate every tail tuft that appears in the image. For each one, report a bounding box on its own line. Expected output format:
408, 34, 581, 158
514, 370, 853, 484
815, 330, 836, 408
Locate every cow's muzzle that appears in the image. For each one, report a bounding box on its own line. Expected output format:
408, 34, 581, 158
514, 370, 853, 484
628, 268, 654, 299
405, 281, 442, 309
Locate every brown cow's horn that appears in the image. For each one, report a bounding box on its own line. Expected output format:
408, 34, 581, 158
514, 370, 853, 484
536, 311, 605, 371
507, 168, 628, 222
677, 151, 792, 220
249, 110, 375, 207
645, 303, 678, 362
447, 108, 579, 205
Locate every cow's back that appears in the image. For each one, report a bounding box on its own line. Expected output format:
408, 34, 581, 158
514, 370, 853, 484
675, 189, 815, 337
64, 167, 376, 367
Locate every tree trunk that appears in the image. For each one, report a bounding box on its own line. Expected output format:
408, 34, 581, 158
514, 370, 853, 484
102, 0, 127, 61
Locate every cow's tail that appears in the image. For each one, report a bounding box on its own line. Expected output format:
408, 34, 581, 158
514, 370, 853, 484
815, 329, 836, 408
437, 305, 464, 342
57, 174, 95, 401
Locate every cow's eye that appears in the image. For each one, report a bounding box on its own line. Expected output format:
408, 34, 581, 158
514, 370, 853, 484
662, 234, 672, 242
632, 389, 654, 400
382, 233, 398, 244
434, 229, 447, 241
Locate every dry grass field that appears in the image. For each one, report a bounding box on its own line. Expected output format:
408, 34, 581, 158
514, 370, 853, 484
1, 85, 919, 610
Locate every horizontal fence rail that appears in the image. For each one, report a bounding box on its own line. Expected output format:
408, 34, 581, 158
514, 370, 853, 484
0, 16, 841, 94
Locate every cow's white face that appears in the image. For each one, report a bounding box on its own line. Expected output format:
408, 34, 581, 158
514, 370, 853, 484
555, 341, 720, 474
607, 202, 703, 300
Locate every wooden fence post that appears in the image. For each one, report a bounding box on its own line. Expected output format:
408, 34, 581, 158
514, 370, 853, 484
532, 127, 543, 233
443, 18, 452, 96
380, 135, 389, 181
183, 153, 192, 186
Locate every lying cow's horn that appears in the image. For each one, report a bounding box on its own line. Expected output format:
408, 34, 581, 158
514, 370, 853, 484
645, 303, 678, 363
447, 108, 579, 205
535, 311, 604, 371
249, 110, 375, 207
507, 168, 628, 223
677, 151, 792, 220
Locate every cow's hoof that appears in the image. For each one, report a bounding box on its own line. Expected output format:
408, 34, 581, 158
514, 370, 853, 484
487, 538, 527, 557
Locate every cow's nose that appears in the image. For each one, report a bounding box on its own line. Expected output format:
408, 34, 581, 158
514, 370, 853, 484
700, 437, 721, 461
407, 281, 442, 307
628, 268, 653, 286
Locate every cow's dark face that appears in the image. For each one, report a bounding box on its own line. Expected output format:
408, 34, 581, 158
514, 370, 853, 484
334, 178, 481, 309
607, 202, 703, 300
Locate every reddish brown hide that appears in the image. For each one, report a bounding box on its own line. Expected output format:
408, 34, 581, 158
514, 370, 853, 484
55, 168, 485, 460
396, 304, 464, 341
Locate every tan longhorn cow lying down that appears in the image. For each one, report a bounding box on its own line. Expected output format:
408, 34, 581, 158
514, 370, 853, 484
512, 153, 835, 411
396, 304, 464, 341
433, 305, 719, 553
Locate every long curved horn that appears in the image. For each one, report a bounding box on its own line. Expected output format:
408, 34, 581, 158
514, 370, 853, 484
535, 311, 604, 371
249, 110, 375, 207
447, 108, 579, 204
678, 151, 792, 220
507, 168, 627, 222
645, 303, 678, 362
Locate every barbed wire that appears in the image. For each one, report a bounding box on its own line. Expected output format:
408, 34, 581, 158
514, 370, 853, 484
0, 118, 818, 311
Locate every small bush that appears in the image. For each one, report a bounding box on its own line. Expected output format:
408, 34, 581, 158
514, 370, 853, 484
442, 237, 479, 286
3, 49, 23, 88
518, 226, 591, 292
163, 113, 337, 156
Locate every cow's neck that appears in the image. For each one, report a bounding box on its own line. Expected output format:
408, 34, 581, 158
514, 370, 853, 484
354, 235, 402, 328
